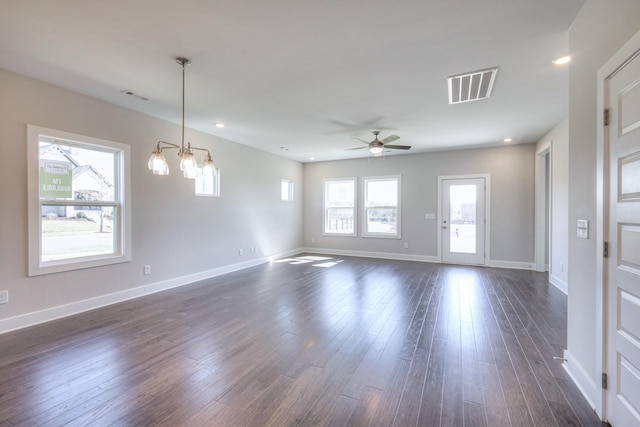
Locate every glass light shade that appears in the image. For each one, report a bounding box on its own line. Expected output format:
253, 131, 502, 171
202, 159, 216, 177
179, 152, 197, 172
148, 152, 169, 175
183, 166, 197, 179
155, 162, 170, 175
369, 145, 384, 155
180, 153, 198, 178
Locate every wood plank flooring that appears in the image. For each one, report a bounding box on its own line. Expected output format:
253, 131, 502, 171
0, 255, 605, 426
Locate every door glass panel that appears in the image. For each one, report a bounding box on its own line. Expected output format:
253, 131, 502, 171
449, 184, 476, 254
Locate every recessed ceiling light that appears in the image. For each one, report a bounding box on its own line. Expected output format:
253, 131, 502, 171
552, 55, 571, 65
504, 138, 513, 143
309, 157, 315, 161
215, 123, 225, 128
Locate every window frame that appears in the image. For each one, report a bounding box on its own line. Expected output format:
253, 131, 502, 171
281, 179, 293, 201
323, 177, 357, 237
27, 125, 131, 276
362, 175, 401, 239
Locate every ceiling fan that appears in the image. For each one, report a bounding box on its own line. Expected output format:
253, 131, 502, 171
346, 131, 411, 156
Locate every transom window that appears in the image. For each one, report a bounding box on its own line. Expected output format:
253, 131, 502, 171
28, 125, 131, 276
323, 178, 356, 236
363, 176, 401, 238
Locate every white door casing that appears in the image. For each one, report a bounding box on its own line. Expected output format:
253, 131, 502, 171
604, 44, 640, 426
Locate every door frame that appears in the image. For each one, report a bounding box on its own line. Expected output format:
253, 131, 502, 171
535, 142, 552, 273
596, 28, 640, 421
437, 173, 491, 264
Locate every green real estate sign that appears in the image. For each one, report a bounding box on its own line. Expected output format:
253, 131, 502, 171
40, 160, 72, 198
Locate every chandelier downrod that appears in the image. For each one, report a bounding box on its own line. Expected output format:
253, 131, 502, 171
147, 57, 216, 180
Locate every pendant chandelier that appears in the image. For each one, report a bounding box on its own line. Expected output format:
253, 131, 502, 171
148, 57, 216, 179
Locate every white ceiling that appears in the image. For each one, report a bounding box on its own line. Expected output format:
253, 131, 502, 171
0, 0, 584, 162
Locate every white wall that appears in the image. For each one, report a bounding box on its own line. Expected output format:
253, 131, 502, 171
303, 144, 536, 267
537, 118, 569, 291
0, 68, 304, 331
566, 0, 640, 409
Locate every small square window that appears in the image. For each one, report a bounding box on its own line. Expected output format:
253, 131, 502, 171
281, 179, 293, 201
195, 167, 220, 197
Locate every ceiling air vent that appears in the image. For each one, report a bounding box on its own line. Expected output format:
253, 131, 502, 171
448, 67, 498, 104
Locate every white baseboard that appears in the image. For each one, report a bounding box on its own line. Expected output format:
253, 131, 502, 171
563, 350, 598, 411
487, 259, 535, 270
549, 274, 569, 294
303, 248, 535, 271
0, 247, 304, 335
302, 247, 440, 264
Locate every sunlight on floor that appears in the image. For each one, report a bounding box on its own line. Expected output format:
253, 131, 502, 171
272, 255, 344, 268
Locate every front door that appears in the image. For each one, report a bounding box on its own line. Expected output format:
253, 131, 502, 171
441, 177, 486, 265
606, 46, 640, 426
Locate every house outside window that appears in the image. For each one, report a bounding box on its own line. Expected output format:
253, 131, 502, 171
363, 175, 401, 238
28, 125, 131, 276
323, 178, 356, 236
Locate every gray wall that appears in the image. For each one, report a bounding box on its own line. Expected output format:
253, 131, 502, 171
537, 118, 569, 289
567, 0, 640, 404
0, 68, 303, 327
303, 144, 536, 265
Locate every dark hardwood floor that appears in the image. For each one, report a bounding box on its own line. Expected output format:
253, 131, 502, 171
0, 255, 604, 426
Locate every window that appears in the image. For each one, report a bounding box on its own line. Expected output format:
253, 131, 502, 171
281, 179, 293, 201
323, 178, 356, 236
28, 125, 131, 276
196, 167, 220, 197
363, 176, 401, 238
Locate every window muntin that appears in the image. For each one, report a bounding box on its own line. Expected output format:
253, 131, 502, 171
323, 178, 356, 236
28, 125, 131, 275
281, 179, 293, 201
363, 176, 401, 238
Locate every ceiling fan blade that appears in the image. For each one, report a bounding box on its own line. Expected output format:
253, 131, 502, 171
382, 135, 400, 144
384, 144, 411, 150
345, 146, 367, 151
351, 138, 371, 144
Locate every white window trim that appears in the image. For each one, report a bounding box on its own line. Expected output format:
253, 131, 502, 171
27, 125, 132, 276
323, 177, 357, 237
281, 179, 293, 201
362, 175, 402, 239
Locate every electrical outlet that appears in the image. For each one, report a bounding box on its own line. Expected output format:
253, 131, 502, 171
311, 237, 316, 243
403, 242, 409, 249
143, 265, 151, 275
238, 249, 243, 256
0, 290, 8, 305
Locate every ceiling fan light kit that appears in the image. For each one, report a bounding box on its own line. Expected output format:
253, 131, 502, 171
148, 57, 216, 180
347, 130, 411, 156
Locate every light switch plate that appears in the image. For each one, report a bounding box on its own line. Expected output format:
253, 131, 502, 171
577, 219, 589, 239
425, 213, 436, 220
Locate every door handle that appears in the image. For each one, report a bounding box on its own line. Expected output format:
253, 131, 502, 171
443, 226, 447, 229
